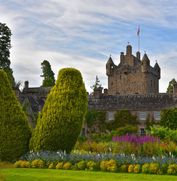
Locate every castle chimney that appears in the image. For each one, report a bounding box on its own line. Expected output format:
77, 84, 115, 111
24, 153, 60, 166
126, 44, 132, 56
120, 52, 124, 63
24, 81, 29, 89
136, 51, 141, 60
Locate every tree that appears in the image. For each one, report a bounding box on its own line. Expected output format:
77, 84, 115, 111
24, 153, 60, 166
0, 23, 15, 86
166, 78, 177, 93
91, 75, 102, 90
160, 108, 177, 129
0, 70, 31, 161
41, 60, 55, 87
30, 68, 87, 153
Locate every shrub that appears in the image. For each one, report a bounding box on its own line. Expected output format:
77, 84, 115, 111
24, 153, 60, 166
76, 160, 87, 170
167, 164, 177, 175
63, 162, 72, 170
86, 160, 99, 171
100, 160, 107, 171
112, 125, 138, 136
30, 68, 87, 153
31, 159, 45, 168
0, 70, 31, 161
161, 164, 168, 174
120, 164, 128, 173
134, 164, 141, 173
14, 160, 30, 168
128, 164, 134, 173
106, 159, 117, 172
149, 163, 160, 174
48, 163, 55, 169
56, 162, 63, 169
142, 163, 150, 174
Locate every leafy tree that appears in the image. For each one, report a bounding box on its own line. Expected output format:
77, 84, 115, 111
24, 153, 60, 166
41, 60, 55, 87
0, 23, 15, 86
160, 108, 177, 129
108, 110, 137, 130
91, 75, 102, 90
0, 70, 31, 161
166, 78, 177, 93
30, 68, 87, 153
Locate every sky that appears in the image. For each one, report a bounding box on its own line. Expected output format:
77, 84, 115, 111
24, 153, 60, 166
1, 0, 177, 93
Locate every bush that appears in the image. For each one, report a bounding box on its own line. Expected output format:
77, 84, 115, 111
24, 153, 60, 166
30, 68, 87, 153
14, 160, 30, 168
76, 160, 87, 170
100, 160, 107, 171
128, 164, 134, 173
142, 163, 150, 174
134, 164, 141, 173
31, 159, 45, 168
120, 164, 128, 173
63, 162, 72, 170
0, 70, 31, 161
106, 159, 117, 172
86, 160, 99, 171
112, 125, 138, 136
167, 164, 177, 175
149, 163, 160, 174
56, 162, 63, 169
48, 163, 55, 169
161, 108, 177, 129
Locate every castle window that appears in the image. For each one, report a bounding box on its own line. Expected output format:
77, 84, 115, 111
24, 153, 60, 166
138, 112, 147, 121
154, 111, 160, 121
107, 111, 115, 122
111, 65, 114, 69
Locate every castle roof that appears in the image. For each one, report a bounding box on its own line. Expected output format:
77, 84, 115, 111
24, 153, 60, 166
142, 53, 150, 65
106, 56, 114, 65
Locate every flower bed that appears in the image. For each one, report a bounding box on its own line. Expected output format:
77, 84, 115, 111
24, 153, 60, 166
14, 151, 177, 175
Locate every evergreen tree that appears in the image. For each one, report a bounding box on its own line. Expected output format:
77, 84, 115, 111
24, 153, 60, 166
0, 23, 15, 86
166, 78, 177, 93
30, 68, 87, 153
0, 70, 31, 161
41, 60, 55, 87
91, 75, 102, 90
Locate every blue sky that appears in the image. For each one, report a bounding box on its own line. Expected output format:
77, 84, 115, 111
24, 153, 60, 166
1, 0, 177, 93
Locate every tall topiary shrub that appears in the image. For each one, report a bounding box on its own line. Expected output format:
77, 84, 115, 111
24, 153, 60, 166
30, 68, 87, 153
0, 70, 31, 161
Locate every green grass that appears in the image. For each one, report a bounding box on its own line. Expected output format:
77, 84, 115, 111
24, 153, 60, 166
0, 169, 177, 181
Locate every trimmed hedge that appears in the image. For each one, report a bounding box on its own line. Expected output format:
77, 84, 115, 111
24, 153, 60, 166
30, 68, 87, 153
0, 70, 31, 161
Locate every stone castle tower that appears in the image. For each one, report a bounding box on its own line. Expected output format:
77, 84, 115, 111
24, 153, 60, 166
106, 44, 161, 95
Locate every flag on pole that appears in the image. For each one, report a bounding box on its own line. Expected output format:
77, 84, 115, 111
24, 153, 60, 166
137, 26, 140, 36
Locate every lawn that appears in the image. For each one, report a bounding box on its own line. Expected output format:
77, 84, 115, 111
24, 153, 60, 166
1, 169, 177, 181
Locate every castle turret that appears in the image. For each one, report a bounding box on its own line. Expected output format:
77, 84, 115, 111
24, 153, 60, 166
136, 51, 141, 60
120, 52, 124, 64
141, 53, 150, 72
106, 56, 114, 76
154, 62, 161, 79
126, 44, 132, 56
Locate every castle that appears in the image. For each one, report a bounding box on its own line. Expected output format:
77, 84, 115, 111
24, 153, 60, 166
18, 44, 177, 134
106, 45, 160, 95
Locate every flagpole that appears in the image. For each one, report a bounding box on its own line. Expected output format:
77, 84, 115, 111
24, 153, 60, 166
137, 26, 140, 52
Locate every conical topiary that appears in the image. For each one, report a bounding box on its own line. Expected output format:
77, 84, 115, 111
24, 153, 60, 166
30, 68, 87, 153
0, 70, 31, 161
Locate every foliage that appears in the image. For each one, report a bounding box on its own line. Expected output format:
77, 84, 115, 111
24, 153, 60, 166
90, 75, 102, 90
0, 70, 31, 161
108, 110, 137, 130
86, 160, 99, 171
41, 60, 55, 87
166, 78, 177, 93
112, 125, 138, 136
63, 162, 72, 170
14, 160, 30, 168
167, 164, 177, 175
31, 159, 45, 168
149, 126, 177, 143
149, 163, 160, 174
76, 160, 87, 170
134, 164, 141, 173
56, 162, 63, 169
30, 68, 88, 153
85, 111, 107, 133
142, 163, 150, 174
160, 108, 177, 129
0, 23, 15, 86
128, 164, 134, 173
